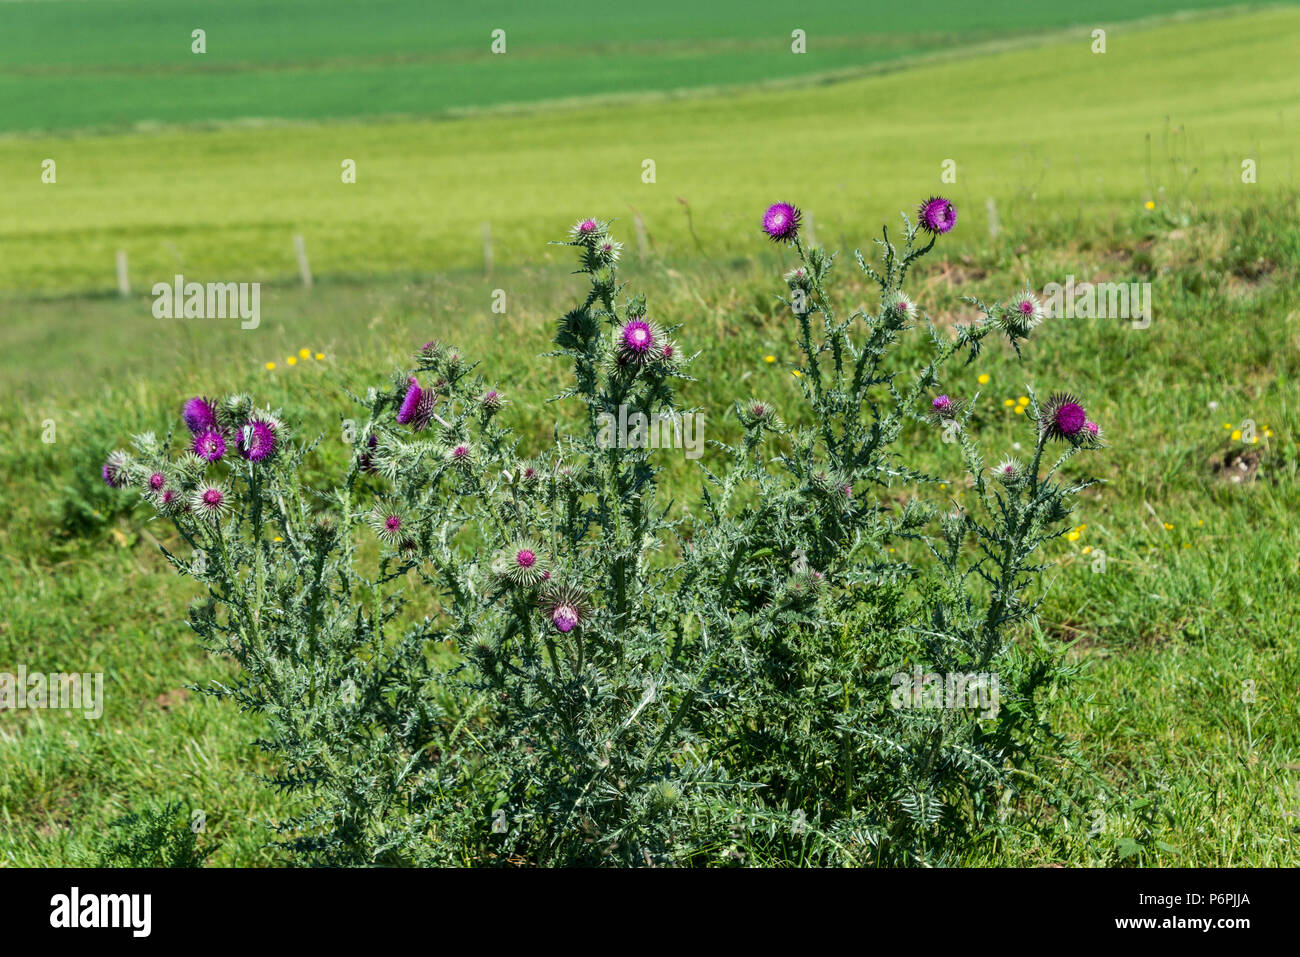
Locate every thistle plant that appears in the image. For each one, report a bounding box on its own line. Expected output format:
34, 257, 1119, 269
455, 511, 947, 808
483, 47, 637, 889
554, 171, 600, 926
106, 197, 1101, 867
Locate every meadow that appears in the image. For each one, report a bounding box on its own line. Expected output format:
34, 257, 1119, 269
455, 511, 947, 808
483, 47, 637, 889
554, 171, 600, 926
3, 5, 1298, 295
0, 3, 1297, 866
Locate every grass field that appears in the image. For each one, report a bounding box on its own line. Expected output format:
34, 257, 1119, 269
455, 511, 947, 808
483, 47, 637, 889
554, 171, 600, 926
2, 5, 1298, 295
0, 4, 1297, 866
0, 0, 1262, 133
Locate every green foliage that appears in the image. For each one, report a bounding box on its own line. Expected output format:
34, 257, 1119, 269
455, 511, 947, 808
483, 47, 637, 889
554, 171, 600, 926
88, 801, 211, 868
104, 204, 1106, 866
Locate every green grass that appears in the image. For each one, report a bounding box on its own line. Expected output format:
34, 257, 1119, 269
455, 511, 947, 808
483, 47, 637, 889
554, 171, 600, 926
2, 194, 1297, 865
0, 0, 1266, 133
2, 6, 1298, 295
1, 7, 1297, 867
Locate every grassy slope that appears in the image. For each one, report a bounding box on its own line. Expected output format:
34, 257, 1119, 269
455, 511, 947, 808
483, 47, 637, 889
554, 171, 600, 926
1, 11, 1297, 866
0, 0, 1261, 132
2, 6, 1298, 295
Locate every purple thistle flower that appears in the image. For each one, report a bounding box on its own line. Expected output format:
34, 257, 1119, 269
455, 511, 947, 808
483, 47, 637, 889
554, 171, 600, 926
917, 196, 957, 236
538, 583, 590, 633
148, 471, 167, 491
192, 430, 226, 462
191, 483, 231, 521
182, 396, 219, 434
762, 202, 801, 243
447, 442, 474, 471
932, 395, 952, 414
1085, 421, 1099, 436
617, 318, 661, 366
238, 419, 277, 462
1040, 393, 1088, 441
367, 501, 409, 546
101, 450, 131, 488
494, 540, 545, 587
359, 433, 379, 473
396, 377, 422, 425
569, 217, 604, 244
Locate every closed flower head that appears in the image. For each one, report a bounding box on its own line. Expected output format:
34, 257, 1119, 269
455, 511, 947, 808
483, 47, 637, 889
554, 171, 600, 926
539, 584, 590, 634
493, 540, 546, 588
102, 450, 132, 488
367, 501, 409, 547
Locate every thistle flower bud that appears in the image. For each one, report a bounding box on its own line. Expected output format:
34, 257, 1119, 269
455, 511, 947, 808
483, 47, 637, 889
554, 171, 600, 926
367, 500, 409, 547
491, 540, 546, 588
569, 217, 606, 245
538, 584, 591, 634
216, 393, 254, 432
191, 482, 232, 522
101, 450, 133, 488
1003, 290, 1045, 335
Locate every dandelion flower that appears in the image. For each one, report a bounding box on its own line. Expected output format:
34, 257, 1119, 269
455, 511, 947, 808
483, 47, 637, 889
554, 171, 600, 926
286, 356, 297, 366
1003, 398, 1016, 408
299, 348, 310, 359
1144, 200, 1155, 210
266, 362, 276, 371
1231, 429, 1242, 441
764, 355, 776, 364
978, 373, 990, 385
315, 353, 325, 360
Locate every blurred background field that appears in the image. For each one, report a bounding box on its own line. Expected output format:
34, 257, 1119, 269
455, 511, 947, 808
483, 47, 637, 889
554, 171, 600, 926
0, 1, 1296, 866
